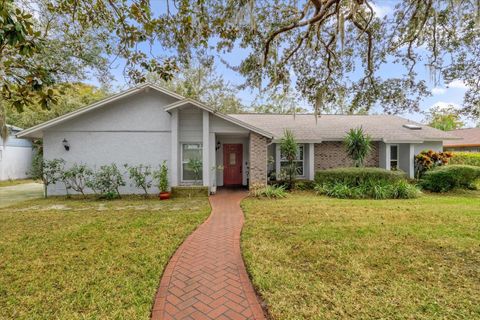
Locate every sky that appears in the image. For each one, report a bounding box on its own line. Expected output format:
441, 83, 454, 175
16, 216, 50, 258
96, 0, 474, 127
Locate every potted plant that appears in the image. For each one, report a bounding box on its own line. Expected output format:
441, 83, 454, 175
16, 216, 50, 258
155, 161, 170, 200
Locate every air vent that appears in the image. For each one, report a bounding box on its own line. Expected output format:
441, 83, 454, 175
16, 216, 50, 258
403, 124, 422, 130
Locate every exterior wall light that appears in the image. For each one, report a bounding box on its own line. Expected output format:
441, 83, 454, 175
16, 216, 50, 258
216, 141, 221, 151
62, 139, 70, 151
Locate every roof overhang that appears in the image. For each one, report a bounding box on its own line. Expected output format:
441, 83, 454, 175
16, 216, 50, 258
444, 143, 480, 148
164, 99, 273, 139
16, 83, 184, 139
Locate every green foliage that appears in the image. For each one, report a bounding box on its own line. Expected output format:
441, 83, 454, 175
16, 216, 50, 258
249, 184, 287, 199
61, 164, 93, 197
187, 159, 203, 184
426, 108, 464, 131
280, 129, 299, 189
87, 164, 126, 199
293, 180, 316, 190
125, 164, 154, 197
414, 150, 453, 178
7, 83, 109, 129
154, 161, 169, 193
315, 167, 406, 186
344, 127, 372, 167
150, 53, 244, 113
316, 179, 420, 200
450, 152, 480, 167
37, 158, 65, 198
421, 165, 480, 192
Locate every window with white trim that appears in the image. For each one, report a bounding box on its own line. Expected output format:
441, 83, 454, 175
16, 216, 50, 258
280, 144, 304, 176
181, 143, 203, 181
390, 144, 399, 170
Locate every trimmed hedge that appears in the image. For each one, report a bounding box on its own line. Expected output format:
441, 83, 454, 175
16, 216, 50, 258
450, 152, 480, 167
421, 165, 480, 192
315, 167, 407, 186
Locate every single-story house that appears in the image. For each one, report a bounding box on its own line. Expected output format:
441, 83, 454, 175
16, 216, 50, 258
17, 83, 456, 195
1, 125, 34, 181
444, 128, 480, 152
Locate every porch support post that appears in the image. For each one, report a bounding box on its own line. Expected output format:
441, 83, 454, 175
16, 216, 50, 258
275, 144, 281, 180
408, 144, 415, 179
202, 111, 210, 187
209, 132, 215, 188
385, 143, 391, 171
308, 143, 315, 180
170, 109, 179, 187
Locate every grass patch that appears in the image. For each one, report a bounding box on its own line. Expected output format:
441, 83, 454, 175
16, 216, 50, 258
241, 191, 480, 319
0, 179, 36, 187
0, 197, 210, 319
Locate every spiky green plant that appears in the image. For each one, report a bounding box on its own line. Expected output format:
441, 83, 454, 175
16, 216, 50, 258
344, 127, 372, 167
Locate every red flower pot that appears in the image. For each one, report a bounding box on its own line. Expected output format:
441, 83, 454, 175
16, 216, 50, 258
159, 192, 171, 200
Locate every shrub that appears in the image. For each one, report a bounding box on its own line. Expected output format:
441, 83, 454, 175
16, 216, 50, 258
280, 129, 300, 189
38, 158, 65, 198
62, 164, 93, 198
315, 167, 406, 186
293, 180, 316, 190
414, 150, 452, 178
343, 127, 373, 167
87, 164, 126, 199
314, 168, 420, 200
449, 152, 480, 167
421, 165, 480, 192
187, 159, 202, 184
125, 164, 154, 197
154, 161, 169, 193
249, 184, 287, 199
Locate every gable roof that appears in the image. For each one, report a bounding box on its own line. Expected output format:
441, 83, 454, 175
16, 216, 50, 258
228, 114, 458, 143
444, 128, 480, 147
163, 99, 273, 138
16, 83, 185, 138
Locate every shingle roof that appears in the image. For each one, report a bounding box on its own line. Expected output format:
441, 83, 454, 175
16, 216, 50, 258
228, 114, 457, 142
444, 128, 480, 147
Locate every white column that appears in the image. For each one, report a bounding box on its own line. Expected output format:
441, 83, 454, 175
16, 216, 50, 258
209, 132, 216, 187
308, 143, 315, 180
170, 109, 179, 187
408, 144, 415, 179
385, 143, 391, 171
202, 111, 210, 187
275, 143, 281, 180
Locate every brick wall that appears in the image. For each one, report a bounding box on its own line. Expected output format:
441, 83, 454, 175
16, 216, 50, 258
249, 132, 268, 188
314, 141, 379, 171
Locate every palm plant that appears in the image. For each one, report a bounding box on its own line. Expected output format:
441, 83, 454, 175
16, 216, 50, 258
344, 127, 372, 167
188, 158, 203, 184
280, 129, 299, 189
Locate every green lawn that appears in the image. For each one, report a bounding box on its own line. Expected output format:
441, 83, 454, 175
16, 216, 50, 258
0, 197, 210, 319
241, 191, 480, 320
0, 179, 36, 187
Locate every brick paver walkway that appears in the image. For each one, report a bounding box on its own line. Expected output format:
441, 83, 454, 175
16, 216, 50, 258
150, 189, 266, 320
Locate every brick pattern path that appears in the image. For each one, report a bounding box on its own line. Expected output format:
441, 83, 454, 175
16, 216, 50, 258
151, 189, 266, 320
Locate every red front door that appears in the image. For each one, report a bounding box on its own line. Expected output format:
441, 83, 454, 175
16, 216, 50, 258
223, 144, 243, 186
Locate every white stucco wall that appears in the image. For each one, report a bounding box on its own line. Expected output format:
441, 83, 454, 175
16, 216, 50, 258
414, 141, 443, 154
44, 90, 174, 195
0, 146, 34, 180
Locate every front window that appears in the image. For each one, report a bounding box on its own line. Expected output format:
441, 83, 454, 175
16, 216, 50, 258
280, 144, 304, 176
390, 145, 398, 170
182, 143, 203, 181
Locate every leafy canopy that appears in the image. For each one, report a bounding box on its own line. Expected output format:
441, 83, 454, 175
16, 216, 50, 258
425, 104, 464, 131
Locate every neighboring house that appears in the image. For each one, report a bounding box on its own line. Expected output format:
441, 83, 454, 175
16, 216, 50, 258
0, 125, 34, 181
17, 83, 456, 195
444, 128, 480, 152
